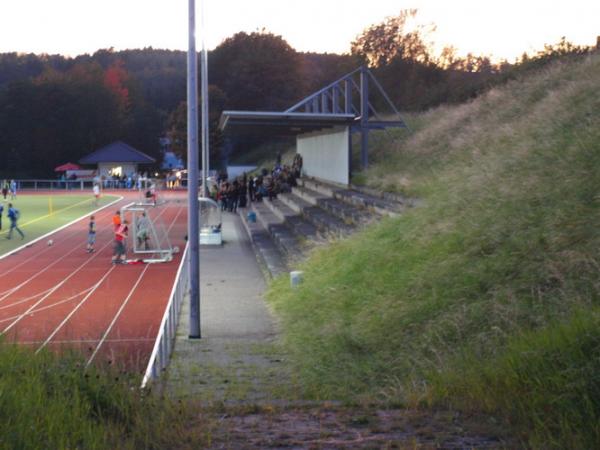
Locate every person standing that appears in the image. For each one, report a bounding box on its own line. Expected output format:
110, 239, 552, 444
6, 203, 24, 240
136, 211, 150, 250
9, 180, 16, 200
0, 203, 3, 230
86, 215, 96, 253
112, 210, 121, 231
112, 219, 129, 264
1, 180, 8, 200
92, 184, 100, 206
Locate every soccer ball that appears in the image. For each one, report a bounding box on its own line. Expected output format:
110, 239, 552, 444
47, 239, 53, 246
172, 246, 180, 254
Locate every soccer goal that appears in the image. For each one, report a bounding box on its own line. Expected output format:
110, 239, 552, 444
120, 203, 175, 263
137, 178, 167, 206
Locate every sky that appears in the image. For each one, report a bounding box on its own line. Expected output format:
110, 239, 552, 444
0, 0, 598, 62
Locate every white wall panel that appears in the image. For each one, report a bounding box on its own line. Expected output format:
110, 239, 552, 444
297, 127, 349, 185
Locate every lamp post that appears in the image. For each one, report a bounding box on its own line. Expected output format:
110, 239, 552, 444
200, 0, 210, 198
187, 0, 201, 339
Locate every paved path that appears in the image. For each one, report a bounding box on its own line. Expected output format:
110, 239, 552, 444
163, 211, 293, 403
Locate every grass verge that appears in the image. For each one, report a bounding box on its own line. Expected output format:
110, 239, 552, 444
0, 342, 189, 450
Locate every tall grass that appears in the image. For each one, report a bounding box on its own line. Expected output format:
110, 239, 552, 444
266, 52, 600, 447
425, 309, 600, 449
0, 343, 189, 450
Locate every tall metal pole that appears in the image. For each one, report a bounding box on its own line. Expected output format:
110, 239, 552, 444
200, 0, 210, 198
187, 0, 201, 339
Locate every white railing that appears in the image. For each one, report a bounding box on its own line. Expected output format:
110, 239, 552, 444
141, 243, 189, 388
13, 179, 95, 191
13, 179, 149, 190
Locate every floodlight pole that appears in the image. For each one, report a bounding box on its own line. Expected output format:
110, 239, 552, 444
200, 0, 210, 197
187, 0, 201, 339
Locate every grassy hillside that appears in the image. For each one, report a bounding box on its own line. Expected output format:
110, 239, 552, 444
267, 52, 600, 447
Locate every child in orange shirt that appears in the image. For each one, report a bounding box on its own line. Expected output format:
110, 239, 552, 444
112, 210, 121, 231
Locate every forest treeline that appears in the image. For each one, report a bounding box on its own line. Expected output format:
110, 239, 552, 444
0, 10, 595, 176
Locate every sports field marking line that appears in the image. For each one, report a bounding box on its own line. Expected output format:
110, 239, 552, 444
0, 198, 121, 278
0, 240, 91, 304
86, 204, 185, 367
30, 202, 177, 347
0, 287, 94, 322
1, 197, 99, 234
0, 197, 131, 300
0, 285, 54, 298
36, 266, 116, 354
0, 287, 56, 310
0, 237, 114, 334
0, 195, 124, 262
20, 337, 155, 345
85, 264, 150, 367
0, 221, 119, 305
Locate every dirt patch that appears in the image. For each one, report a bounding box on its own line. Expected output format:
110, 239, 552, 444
186, 404, 517, 449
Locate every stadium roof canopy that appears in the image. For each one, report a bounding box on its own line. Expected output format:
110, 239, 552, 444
79, 141, 156, 164
218, 111, 356, 137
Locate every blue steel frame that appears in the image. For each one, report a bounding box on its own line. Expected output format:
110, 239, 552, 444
285, 66, 406, 169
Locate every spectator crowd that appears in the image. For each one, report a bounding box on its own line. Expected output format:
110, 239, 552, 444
212, 153, 303, 213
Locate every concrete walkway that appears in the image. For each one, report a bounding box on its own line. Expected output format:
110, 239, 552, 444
163, 212, 293, 403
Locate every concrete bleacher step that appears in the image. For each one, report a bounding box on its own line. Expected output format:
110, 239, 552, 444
250, 202, 304, 259
303, 205, 355, 237
263, 198, 322, 244
299, 178, 406, 217
297, 178, 340, 199
277, 190, 313, 214
267, 195, 353, 239
292, 185, 376, 226
239, 178, 414, 279
239, 212, 288, 278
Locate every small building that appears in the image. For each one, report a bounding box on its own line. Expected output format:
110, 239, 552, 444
79, 141, 156, 178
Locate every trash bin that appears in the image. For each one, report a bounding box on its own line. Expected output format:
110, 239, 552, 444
247, 211, 256, 223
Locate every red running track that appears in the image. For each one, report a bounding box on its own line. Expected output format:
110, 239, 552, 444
0, 191, 188, 374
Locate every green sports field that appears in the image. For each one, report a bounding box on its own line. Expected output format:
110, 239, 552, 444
0, 194, 120, 256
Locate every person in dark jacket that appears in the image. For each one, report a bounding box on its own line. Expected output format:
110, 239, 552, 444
6, 203, 24, 240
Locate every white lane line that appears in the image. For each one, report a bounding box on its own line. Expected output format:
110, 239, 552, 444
0, 287, 54, 308
0, 287, 67, 312
0, 242, 89, 304
85, 203, 185, 366
0, 205, 116, 281
0, 205, 125, 305
0, 195, 123, 261
86, 264, 150, 367
0, 237, 114, 334
0, 287, 94, 323
36, 266, 115, 354
20, 337, 155, 345
19, 201, 174, 330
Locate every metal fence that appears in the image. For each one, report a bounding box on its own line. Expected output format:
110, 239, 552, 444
141, 243, 189, 388
13, 179, 151, 190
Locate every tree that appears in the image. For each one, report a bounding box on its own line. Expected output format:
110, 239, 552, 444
166, 85, 227, 167
351, 10, 434, 67
210, 31, 305, 111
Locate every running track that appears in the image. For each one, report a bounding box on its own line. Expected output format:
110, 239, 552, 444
0, 191, 188, 373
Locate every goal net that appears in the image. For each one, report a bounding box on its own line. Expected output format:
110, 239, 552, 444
120, 204, 174, 263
